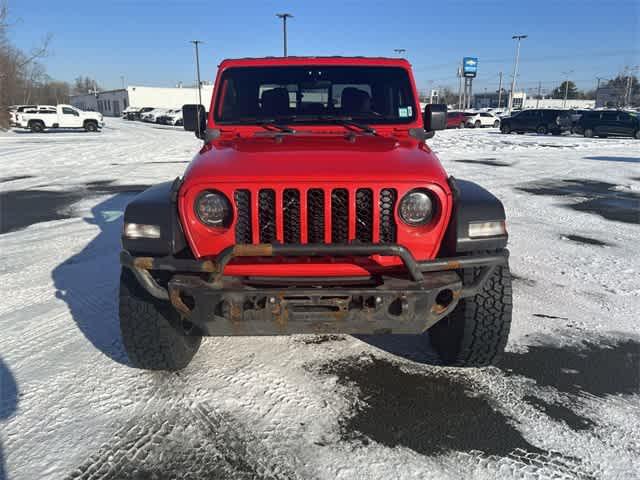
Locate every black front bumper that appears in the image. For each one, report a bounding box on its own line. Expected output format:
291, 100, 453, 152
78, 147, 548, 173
121, 244, 508, 335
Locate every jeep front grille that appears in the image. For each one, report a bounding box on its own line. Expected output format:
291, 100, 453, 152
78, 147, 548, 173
234, 187, 398, 245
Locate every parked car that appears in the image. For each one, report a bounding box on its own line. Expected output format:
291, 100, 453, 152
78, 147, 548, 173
464, 111, 500, 128
446, 111, 466, 128
118, 56, 512, 372
122, 106, 140, 120
499, 109, 572, 135
14, 104, 104, 132
142, 108, 169, 123
157, 108, 183, 125
134, 107, 154, 120
575, 110, 640, 139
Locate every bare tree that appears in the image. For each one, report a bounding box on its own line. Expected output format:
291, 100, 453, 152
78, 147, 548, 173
0, 1, 54, 128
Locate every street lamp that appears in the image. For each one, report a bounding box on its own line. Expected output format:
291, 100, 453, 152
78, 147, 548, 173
508, 34, 527, 112
561, 70, 574, 108
276, 13, 293, 56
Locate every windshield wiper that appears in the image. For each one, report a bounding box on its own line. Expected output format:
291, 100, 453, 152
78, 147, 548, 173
302, 115, 377, 135
331, 119, 377, 135
257, 119, 296, 133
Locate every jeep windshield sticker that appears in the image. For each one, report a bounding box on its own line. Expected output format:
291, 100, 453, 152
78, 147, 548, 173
398, 107, 409, 118
407, 106, 413, 117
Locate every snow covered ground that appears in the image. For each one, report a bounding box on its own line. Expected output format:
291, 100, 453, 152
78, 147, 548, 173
0, 119, 638, 480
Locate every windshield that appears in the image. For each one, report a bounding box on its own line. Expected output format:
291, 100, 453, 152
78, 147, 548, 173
214, 66, 417, 125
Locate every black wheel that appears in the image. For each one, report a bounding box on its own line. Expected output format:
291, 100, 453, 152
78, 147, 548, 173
500, 123, 511, 134
493, 120, 500, 128
119, 268, 202, 371
29, 121, 44, 133
429, 264, 512, 367
84, 121, 98, 132
584, 128, 594, 138
536, 125, 548, 135
474, 120, 481, 128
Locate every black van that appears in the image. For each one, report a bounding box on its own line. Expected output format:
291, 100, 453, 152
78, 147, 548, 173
575, 110, 640, 139
500, 109, 572, 135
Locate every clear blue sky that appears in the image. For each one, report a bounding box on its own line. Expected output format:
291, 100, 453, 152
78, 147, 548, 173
7, 0, 639, 96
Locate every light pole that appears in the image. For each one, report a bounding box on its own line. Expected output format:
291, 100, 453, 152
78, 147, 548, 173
561, 70, 573, 108
276, 13, 293, 56
497, 71, 503, 109
508, 34, 527, 112
120, 75, 125, 89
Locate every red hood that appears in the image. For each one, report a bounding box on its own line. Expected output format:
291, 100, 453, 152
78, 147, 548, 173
180, 133, 448, 192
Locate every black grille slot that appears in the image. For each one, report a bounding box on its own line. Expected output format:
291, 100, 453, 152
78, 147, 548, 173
331, 189, 349, 243
379, 188, 397, 243
283, 189, 300, 244
355, 188, 373, 242
258, 189, 276, 243
234, 190, 252, 244
307, 189, 325, 243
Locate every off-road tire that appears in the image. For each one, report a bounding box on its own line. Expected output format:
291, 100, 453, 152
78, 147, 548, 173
119, 268, 202, 371
429, 264, 512, 367
584, 128, 594, 138
29, 121, 44, 133
500, 123, 511, 134
536, 125, 548, 135
84, 121, 98, 132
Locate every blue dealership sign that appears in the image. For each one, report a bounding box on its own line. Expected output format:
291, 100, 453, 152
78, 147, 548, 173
463, 57, 478, 78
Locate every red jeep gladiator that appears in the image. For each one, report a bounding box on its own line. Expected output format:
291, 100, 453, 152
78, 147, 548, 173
119, 57, 511, 371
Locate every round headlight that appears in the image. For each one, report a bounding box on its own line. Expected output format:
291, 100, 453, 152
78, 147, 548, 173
399, 190, 434, 226
195, 191, 231, 227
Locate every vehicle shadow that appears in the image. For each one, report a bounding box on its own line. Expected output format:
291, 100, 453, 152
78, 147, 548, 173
0, 356, 18, 480
51, 193, 140, 366
355, 333, 441, 364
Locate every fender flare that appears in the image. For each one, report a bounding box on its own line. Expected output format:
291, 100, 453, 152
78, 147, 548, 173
122, 178, 189, 256
440, 177, 508, 255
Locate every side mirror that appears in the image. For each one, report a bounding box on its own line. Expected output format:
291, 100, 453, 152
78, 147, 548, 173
424, 104, 447, 132
182, 104, 206, 138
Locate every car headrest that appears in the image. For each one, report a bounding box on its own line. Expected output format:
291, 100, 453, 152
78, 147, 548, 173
261, 88, 290, 116
341, 87, 371, 114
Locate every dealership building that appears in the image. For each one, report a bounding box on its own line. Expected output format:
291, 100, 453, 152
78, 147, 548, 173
473, 91, 594, 110
70, 85, 214, 116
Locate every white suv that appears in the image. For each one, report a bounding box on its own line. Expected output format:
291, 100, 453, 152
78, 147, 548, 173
464, 111, 501, 128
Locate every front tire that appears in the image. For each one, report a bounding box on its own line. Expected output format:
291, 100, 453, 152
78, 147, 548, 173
429, 264, 512, 367
536, 125, 548, 135
84, 121, 98, 132
500, 123, 511, 134
584, 128, 594, 138
119, 268, 202, 371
